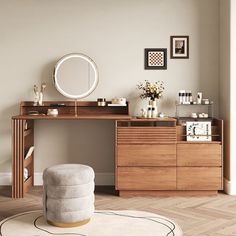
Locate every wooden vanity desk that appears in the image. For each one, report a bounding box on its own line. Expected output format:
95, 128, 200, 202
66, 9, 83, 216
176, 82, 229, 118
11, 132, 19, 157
12, 101, 223, 198
12, 101, 131, 198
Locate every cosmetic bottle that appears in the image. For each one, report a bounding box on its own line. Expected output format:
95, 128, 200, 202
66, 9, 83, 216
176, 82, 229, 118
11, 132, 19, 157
152, 107, 158, 118
147, 107, 152, 118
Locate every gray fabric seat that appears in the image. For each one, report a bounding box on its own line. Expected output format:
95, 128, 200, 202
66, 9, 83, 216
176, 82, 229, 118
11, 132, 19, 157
43, 164, 95, 227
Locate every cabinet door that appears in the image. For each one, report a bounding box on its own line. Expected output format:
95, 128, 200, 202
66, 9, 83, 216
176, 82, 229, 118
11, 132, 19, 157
177, 144, 222, 166
117, 167, 176, 190
117, 144, 176, 166
177, 167, 222, 190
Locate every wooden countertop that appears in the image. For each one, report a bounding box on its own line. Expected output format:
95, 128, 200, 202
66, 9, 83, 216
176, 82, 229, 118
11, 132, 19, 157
12, 115, 177, 121
12, 114, 132, 120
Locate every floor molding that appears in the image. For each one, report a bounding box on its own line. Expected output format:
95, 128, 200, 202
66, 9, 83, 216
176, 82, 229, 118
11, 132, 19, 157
0, 172, 114, 186
224, 178, 236, 195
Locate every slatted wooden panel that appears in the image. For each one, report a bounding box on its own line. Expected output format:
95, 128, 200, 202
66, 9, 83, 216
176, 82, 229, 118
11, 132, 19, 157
117, 127, 177, 144
12, 119, 24, 198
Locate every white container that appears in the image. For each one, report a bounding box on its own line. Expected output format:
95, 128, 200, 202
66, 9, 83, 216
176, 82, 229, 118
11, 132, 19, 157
147, 107, 152, 118
197, 92, 202, 104
152, 107, 158, 118
112, 97, 126, 105
191, 113, 198, 118
47, 109, 59, 116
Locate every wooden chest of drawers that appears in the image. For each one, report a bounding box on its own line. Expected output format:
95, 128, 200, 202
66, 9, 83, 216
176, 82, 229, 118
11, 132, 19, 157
115, 118, 223, 196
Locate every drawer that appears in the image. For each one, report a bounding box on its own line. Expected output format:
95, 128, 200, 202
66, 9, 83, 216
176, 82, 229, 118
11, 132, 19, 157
117, 127, 176, 144
177, 144, 222, 166
117, 144, 176, 166
177, 167, 222, 190
117, 167, 176, 190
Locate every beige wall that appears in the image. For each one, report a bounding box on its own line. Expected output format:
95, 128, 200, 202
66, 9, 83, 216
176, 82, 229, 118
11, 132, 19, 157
219, 0, 230, 180
0, 0, 220, 178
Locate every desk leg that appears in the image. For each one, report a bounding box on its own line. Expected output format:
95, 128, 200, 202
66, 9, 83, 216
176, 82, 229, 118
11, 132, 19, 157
12, 119, 34, 198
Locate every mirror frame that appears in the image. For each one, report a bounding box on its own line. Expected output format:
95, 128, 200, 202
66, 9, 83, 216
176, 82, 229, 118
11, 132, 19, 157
53, 53, 99, 99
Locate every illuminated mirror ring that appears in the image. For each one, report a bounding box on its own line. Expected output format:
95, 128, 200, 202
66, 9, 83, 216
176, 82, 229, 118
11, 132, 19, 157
53, 53, 99, 99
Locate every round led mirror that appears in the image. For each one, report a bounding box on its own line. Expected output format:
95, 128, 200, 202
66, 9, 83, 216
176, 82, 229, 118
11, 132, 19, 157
53, 53, 99, 99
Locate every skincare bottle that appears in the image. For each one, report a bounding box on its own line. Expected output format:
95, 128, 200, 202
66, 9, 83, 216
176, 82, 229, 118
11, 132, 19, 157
179, 90, 184, 104
147, 107, 152, 118
197, 92, 202, 104
152, 107, 158, 118
189, 91, 193, 103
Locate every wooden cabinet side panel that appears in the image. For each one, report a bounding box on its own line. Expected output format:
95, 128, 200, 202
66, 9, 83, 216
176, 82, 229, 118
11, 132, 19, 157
117, 167, 176, 190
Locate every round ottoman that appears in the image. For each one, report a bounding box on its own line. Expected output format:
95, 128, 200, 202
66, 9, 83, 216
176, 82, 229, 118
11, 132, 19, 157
43, 164, 95, 227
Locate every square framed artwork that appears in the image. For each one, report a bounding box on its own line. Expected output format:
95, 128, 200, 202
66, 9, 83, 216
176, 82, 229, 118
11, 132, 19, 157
170, 36, 189, 59
144, 48, 167, 70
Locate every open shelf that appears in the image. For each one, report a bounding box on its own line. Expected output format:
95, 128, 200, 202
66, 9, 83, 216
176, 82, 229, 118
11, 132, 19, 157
177, 141, 221, 144
23, 175, 33, 193
19, 101, 130, 117
24, 155, 33, 168
24, 128, 32, 137
177, 118, 223, 143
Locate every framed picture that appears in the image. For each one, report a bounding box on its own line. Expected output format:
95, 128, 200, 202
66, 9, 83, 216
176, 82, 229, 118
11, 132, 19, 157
170, 36, 189, 59
144, 48, 167, 70
186, 121, 212, 142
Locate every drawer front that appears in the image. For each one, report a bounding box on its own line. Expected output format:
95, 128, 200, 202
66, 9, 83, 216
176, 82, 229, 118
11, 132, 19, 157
177, 144, 222, 166
177, 167, 222, 190
117, 144, 176, 166
117, 167, 176, 190
117, 127, 176, 144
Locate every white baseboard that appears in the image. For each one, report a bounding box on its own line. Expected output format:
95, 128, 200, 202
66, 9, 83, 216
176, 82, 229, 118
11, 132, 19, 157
0, 173, 11, 186
0, 172, 114, 186
224, 178, 236, 195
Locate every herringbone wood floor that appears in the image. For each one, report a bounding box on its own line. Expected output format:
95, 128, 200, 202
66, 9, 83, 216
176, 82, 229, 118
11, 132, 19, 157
0, 187, 236, 235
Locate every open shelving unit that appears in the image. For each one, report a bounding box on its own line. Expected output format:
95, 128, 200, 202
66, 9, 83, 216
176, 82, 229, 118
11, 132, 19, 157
12, 119, 34, 198
175, 102, 214, 119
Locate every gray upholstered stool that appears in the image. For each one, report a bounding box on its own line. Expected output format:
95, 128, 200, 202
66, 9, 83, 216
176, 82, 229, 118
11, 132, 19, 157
43, 164, 95, 227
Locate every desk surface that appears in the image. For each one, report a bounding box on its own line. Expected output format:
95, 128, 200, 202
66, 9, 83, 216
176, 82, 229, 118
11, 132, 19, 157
12, 114, 132, 120
12, 115, 177, 122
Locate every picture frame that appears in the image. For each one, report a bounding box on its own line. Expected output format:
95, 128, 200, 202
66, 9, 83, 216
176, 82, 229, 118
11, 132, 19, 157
144, 48, 167, 70
170, 36, 189, 59
186, 121, 212, 142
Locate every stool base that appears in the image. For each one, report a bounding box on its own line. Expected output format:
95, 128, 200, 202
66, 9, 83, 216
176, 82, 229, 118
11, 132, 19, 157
47, 218, 90, 228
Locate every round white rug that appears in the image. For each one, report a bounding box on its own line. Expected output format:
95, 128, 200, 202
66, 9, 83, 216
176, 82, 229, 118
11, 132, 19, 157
0, 210, 182, 236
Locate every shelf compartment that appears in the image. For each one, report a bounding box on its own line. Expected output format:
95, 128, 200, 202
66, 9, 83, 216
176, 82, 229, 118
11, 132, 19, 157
23, 175, 33, 193
177, 122, 222, 142
24, 129, 32, 137
24, 155, 33, 168
19, 101, 130, 116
